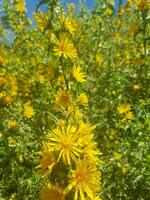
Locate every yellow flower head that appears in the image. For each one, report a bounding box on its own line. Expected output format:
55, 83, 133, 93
82, 141, 101, 165
78, 93, 88, 105
67, 105, 83, 120
117, 104, 131, 114
37, 142, 56, 176
104, 8, 113, 15
57, 75, 65, 85
40, 185, 65, 200
78, 122, 96, 137
67, 160, 101, 200
54, 35, 77, 59
47, 123, 82, 165
64, 17, 77, 34
55, 89, 72, 108
34, 11, 51, 31
23, 102, 35, 118
72, 65, 87, 83
14, 0, 26, 14
7, 120, 18, 129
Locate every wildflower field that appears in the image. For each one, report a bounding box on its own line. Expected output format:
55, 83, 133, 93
0, 0, 150, 199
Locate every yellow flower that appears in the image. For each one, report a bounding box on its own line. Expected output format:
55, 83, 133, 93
7, 120, 18, 129
82, 141, 101, 165
15, 3, 26, 13
57, 75, 65, 85
78, 122, 96, 137
34, 11, 51, 31
136, 0, 150, 11
47, 123, 82, 165
78, 93, 88, 105
133, 84, 140, 92
72, 65, 87, 83
104, 8, 113, 15
117, 104, 131, 114
118, 8, 124, 16
54, 89, 72, 108
126, 111, 134, 120
67, 105, 83, 120
14, 0, 26, 14
23, 102, 35, 118
54, 35, 77, 59
40, 185, 65, 200
37, 142, 56, 176
67, 160, 101, 200
64, 17, 77, 34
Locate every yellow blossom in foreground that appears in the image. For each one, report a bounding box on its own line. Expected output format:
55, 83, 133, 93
40, 185, 65, 200
78, 93, 88, 105
72, 65, 87, 83
67, 160, 101, 200
15, 3, 26, 14
54, 35, 77, 59
47, 123, 82, 165
23, 102, 35, 118
117, 104, 131, 114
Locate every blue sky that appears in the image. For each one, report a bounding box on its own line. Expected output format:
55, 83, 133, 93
26, 0, 127, 18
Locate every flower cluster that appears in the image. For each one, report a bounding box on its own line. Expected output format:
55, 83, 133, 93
0, 0, 149, 199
